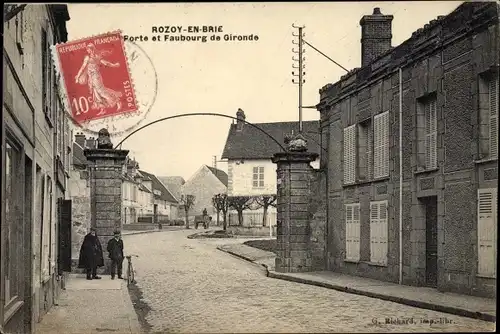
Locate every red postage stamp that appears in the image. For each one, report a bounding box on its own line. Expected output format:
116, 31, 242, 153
54, 31, 138, 124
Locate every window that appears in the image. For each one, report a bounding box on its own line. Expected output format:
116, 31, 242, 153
40, 173, 51, 279
478, 74, 498, 161
374, 111, 390, 178
252, 166, 264, 188
42, 27, 54, 125
416, 96, 438, 170
357, 120, 372, 181
4, 140, 23, 308
343, 125, 356, 184
477, 188, 497, 278
370, 201, 388, 265
345, 203, 361, 261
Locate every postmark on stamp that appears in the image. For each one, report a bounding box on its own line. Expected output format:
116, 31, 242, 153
52, 30, 157, 137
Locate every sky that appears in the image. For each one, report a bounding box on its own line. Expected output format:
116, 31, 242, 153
65, 1, 463, 181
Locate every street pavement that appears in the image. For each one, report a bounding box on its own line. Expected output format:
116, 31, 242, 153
123, 229, 495, 333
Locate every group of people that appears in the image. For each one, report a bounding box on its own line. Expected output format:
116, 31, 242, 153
78, 228, 125, 280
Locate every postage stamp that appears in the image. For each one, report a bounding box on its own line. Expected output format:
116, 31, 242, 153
51, 31, 155, 135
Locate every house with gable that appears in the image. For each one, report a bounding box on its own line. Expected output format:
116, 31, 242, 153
181, 165, 228, 221
158, 176, 185, 203
139, 170, 180, 220
221, 109, 321, 226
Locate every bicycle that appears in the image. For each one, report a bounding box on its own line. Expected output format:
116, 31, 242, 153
125, 255, 139, 286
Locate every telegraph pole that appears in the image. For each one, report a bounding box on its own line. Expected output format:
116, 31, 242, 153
292, 24, 306, 133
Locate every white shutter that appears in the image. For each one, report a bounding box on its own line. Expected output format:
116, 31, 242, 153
345, 205, 354, 260
370, 202, 380, 263
366, 123, 373, 180
370, 201, 388, 265
478, 188, 497, 278
374, 112, 389, 178
345, 204, 361, 261
489, 77, 498, 160
352, 204, 361, 261
343, 125, 356, 184
379, 201, 388, 265
425, 99, 438, 169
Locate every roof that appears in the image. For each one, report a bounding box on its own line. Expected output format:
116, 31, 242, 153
318, 1, 499, 105
206, 166, 228, 187
158, 176, 185, 201
138, 183, 152, 193
221, 120, 321, 160
139, 170, 178, 203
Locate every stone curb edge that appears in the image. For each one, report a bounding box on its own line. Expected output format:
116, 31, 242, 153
216, 246, 271, 274
267, 271, 496, 323
120, 280, 143, 333
216, 245, 496, 324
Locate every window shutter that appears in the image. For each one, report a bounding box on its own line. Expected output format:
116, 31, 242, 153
489, 77, 498, 160
478, 188, 497, 277
370, 202, 380, 263
379, 201, 388, 265
425, 99, 438, 169
366, 123, 373, 180
345, 205, 354, 260
252, 167, 258, 188
259, 167, 264, 187
374, 112, 389, 178
353, 204, 361, 261
343, 125, 356, 184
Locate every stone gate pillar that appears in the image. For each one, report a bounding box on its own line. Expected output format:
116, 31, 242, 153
84, 129, 129, 274
272, 133, 318, 273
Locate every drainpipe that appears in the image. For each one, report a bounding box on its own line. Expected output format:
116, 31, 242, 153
398, 67, 403, 285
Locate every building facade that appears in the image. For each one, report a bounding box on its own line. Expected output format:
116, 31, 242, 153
138, 170, 179, 221
181, 165, 228, 220
222, 109, 321, 226
317, 2, 498, 297
2, 4, 71, 333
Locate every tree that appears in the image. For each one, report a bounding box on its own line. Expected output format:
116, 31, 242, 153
180, 194, 195, 229
228, 196, 252, 226
255, 195, 277, 227
212, 193, 230, 230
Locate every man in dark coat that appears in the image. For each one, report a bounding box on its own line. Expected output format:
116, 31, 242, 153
78, 227, 104, 280
107, 230, 124, 279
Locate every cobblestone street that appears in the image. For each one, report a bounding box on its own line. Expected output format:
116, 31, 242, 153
123, 230, 495, 333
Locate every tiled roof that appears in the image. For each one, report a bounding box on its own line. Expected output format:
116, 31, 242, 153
139, 170, 178, 203
221, 120, 321, 160
138, 183, 152, 193
158, 176, 185, 201
206, 166, 228, 187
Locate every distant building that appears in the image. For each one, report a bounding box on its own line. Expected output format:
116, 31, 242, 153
317, 2, 498, 298
2, 4, 70, 332
181, 165, 228, 220
221, 109, 321, 226
139, 170, 179, 220
158, 176, 185, 202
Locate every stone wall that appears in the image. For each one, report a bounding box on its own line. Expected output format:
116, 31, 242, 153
67, 168, 91, 262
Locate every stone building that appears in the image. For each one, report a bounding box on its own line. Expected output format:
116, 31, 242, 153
2, 4, 71, 333
316, 2, 498, 298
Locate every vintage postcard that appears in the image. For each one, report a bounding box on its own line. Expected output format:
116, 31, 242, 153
1, 2, 497, 334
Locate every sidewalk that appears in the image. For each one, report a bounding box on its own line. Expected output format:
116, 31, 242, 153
35, 274, 141, 334
122, 226, 185, 236
217, 243, 496, 323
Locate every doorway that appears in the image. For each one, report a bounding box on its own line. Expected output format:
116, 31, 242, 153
422, 196, 438, 287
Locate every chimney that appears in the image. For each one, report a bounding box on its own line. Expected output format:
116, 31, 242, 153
85, 136, 96, 149
359, 7, 394, 67
236, 108, 246, 131
75, 132, 86, 147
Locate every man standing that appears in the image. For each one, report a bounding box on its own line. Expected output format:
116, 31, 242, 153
78, 227, 104, 280
107, 230, 124, 280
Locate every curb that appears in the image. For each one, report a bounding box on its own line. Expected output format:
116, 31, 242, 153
267, 271, 496, 323
216, 246, 271, 274
216, 245, 496, 324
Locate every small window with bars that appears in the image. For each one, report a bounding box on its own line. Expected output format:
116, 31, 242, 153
252, 166, 264, 188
